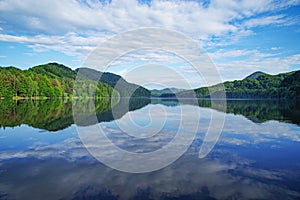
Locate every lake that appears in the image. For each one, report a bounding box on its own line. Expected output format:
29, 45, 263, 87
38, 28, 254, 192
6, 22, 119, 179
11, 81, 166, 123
0, 99, 300, 200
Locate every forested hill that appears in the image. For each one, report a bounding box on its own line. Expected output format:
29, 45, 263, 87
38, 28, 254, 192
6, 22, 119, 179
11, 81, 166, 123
162, 70, 300, 99
75, 68, 150, 98
1, 63, 298, 100
0, 63, 150, 99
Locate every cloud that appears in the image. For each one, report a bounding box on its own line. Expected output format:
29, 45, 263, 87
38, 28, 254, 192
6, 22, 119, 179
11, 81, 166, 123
1, 127, 299, 199
0, 0, 299, 85
244, 15, 288, 28
271, 47, 281, 50
0, 0, 240, 36
0, 0, 299, 40
209, 49, 276, 60
208, 49, 300, 81
1, 104, 300, 199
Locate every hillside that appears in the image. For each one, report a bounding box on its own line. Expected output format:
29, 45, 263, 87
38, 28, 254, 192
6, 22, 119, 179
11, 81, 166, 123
29, 63, 76, 80
224, 70, 299, 99
76, 68, 150, 97
1, 63, 298, 100
0, 63, 151, 99
245, 71, 266, 79
163, 70, 300, 99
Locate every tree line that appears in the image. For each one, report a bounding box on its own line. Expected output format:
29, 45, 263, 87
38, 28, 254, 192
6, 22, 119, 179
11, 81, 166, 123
160, 70, 300, 99
0, 63, 118, 99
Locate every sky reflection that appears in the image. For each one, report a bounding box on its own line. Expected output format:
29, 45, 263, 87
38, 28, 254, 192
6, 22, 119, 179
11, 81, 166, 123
0, 102, 300, 199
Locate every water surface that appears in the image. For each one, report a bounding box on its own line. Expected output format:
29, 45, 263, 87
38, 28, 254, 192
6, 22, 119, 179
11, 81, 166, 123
0, 99, 300, 200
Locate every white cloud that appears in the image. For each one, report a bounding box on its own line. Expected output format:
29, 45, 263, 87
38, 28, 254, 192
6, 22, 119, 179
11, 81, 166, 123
0, 32, 109, 58
209, 49, 300, 81
0, 0, 299, 84
244, 15, 287, 28
1, 107, 300, 199
271, 47, 280, 50
0, 0, 298, 47
0, 0, 299, 39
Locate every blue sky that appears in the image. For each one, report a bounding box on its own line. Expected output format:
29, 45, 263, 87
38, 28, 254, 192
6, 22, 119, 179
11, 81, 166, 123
0, 0, 299, 88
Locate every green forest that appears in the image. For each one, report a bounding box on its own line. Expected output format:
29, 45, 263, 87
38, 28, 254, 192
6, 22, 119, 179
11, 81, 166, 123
0, 62, 299, 100
0, 63, 151, 99
161, 70, 300, 99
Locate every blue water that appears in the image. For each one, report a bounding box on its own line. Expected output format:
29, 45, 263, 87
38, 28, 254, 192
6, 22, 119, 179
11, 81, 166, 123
0, 100, 300, 200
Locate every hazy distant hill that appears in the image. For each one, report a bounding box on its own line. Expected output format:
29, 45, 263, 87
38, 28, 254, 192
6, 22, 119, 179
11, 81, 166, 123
151, 88, 185, 96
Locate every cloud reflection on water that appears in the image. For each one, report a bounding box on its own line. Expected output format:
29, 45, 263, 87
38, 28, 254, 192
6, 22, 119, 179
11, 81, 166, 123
0, 103, 300, 199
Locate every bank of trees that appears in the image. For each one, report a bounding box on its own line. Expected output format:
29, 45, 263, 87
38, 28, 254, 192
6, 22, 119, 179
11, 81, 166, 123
223, 71, 300, 99
0, 63, 152, 99
172, 70, 300, 99
0, 63, 117, 99
0, 67, 58, 98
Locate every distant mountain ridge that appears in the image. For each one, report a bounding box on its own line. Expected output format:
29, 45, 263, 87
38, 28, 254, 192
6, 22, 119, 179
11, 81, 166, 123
151, 88, 185, 96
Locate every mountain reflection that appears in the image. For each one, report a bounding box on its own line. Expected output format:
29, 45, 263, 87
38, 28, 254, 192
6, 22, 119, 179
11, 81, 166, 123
0, 98, 299, 131
1, 99, 300, 200
152, 98, 300, 125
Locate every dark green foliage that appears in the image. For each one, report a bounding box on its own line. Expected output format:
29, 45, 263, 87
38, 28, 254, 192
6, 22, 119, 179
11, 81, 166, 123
29, 63, 76, 79
172, 70, 300, 99
76, 68, 151, 98
245, 71, 266, 79
224, 71, 298, 99
281, 71, 300, 98
0, 63, 133, 99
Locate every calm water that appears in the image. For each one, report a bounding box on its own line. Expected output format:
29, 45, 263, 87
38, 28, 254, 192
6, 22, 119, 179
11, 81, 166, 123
0, 99, 300, 200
